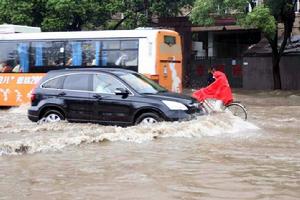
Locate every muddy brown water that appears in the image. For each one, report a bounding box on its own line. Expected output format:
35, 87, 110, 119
0, 90, 299, 200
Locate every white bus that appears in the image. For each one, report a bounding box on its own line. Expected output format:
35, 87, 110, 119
0, 28, 183, 106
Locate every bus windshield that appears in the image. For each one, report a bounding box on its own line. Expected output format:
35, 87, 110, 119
120, 73, 167, 94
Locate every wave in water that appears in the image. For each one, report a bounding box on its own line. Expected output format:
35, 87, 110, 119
0, 112, 260, 156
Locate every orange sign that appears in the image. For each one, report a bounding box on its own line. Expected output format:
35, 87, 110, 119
0, 73, 45, 106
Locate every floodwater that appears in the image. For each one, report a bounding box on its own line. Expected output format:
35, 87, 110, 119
0, 90, 299, 200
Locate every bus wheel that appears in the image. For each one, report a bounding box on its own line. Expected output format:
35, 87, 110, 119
43, 110, 65, 123
135, 112, 162, 125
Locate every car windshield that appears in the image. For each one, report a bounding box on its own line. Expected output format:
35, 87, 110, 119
119, 73, 167, 94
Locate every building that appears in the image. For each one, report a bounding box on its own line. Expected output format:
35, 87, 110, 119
243, 14, 300, 90
158, 0, 300, 89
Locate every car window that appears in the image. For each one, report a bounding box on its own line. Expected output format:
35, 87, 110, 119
93, 73, 125, 94
119, 73, 167, 94
42, 76, 65, 89
63, 74, 91, 91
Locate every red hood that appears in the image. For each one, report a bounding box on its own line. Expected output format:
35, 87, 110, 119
213, 71, 225, 79
192, 71, 233, 105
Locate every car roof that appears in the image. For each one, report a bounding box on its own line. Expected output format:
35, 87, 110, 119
47, 68, 135, 76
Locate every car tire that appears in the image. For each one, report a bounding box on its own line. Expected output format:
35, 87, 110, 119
42, 110, 65, 123
135, 112, 162, 125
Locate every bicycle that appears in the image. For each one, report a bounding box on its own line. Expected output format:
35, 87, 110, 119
224, 101, 248, 121
201, 99, 248, 121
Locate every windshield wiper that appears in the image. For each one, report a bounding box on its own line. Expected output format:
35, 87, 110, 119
158, 90, 168, 93
140, 92, 157, 94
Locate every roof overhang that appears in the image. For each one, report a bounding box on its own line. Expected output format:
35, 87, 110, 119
191, 25, 252, 32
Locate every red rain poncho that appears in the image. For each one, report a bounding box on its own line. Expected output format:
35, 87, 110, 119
192, 71, 233, 105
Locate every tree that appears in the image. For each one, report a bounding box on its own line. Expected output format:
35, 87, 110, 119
42, 0, 111, 31
108, 0, 195, 30
0, 0, 112, 31
0, 0, 35, 26
190, 0, 296, 89
0, 0, 194, 31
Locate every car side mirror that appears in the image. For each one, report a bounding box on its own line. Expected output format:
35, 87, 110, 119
114, 88, 129, 96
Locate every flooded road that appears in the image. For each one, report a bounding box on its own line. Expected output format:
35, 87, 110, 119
0, 90, 299, 200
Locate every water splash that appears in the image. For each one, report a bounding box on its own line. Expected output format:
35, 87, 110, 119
0, 110, 260, 156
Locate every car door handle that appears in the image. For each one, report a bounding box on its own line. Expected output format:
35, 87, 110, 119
93, 94, 102, 100
58, 92, 66, 96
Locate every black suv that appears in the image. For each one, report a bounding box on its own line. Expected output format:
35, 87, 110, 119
28, 68, 203, 126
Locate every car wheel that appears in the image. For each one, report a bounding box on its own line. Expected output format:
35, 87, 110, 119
43, 110, 65, 123
135, 112, 162, 125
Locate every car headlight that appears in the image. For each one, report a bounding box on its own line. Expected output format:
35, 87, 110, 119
162, 100, 188, 110
190, 102, 201, 108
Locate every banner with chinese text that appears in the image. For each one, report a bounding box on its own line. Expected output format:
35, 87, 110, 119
0, 73, 45, 106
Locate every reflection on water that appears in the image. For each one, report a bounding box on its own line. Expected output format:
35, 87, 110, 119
0, 90, 299, 200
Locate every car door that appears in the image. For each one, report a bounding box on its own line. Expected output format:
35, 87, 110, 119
91, 73, 135, 125
61, 73, 94, 121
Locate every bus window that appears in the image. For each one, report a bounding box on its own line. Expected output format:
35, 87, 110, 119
101, 51, 120, 66
101, 40, 138, 69
31, 42, 44, 67
101, 40, 120, 66
65, 40, 102, 67
102, 41, 120, 50
65, 41, 82, 66
82, 41, 100, 66
45, 41, 64, 66
121, 40, 138, 49
17, 43, 29, 72
115, 50, 138, 66
164, 36, 176, 46
0, 42, 15, 73
31, 41, 65, 68
0, 42, 29, 73
94, 41, 101, 66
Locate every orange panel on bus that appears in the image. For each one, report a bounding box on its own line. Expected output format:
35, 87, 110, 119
156, 31, 183, 93
0, 73, 45, 106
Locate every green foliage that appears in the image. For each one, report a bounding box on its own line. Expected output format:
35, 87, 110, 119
190, 0, 294, 37
190, 0, 248, 26
106, 0, 195, 29
42, 0, 111, 31
0, 0, 111, 31
241, 5, 276, 38
0, 0, 34, 25
190, 0, 215, 26
149, 0, 194, 17
0, 0, 194, 31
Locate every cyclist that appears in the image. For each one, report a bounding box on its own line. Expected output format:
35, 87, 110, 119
192, 67, 233, 111
207, 67, 215, 86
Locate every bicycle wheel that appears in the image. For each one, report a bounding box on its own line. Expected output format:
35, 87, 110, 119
225, 102, 248, 120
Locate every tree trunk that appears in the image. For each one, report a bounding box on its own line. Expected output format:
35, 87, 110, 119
68, 14, 83, 31
268, 26, 282, 90
272, 55, 282, 89
266, 1, 295, 90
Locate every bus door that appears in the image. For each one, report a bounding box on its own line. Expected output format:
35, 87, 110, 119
156, 33, 183, 93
